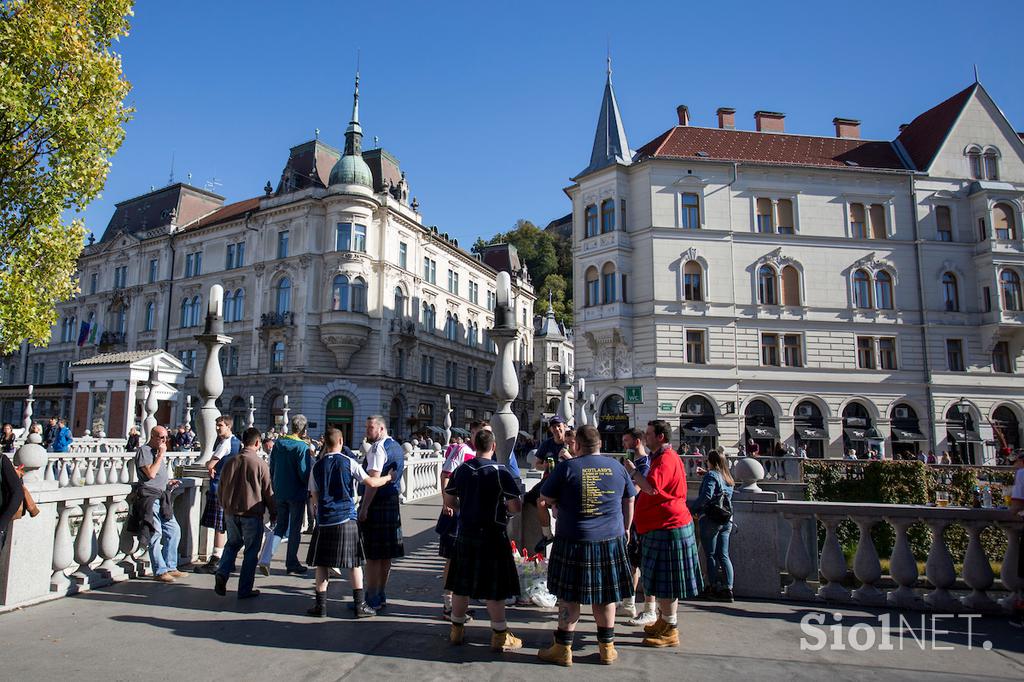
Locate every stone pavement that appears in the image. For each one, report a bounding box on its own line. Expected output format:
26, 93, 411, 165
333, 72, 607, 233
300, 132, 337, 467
1, 497, 1022, 681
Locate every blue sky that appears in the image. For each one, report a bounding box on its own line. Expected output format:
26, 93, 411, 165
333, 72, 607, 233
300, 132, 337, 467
81, 0, 1024, 246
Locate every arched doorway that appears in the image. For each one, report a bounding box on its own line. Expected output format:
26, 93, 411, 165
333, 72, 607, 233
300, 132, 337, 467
992, 405, 1021, 463
793, 400, 826, 459
326, 395, 355, 446
598, 394, 628, 452
842, 401, 875, 459
744, 399, 778, 456
679, 395, 718, 452
890, 403, 926, 460
389, 397, 404, 440
945, 402, 980, 465
269, 393, 286, 432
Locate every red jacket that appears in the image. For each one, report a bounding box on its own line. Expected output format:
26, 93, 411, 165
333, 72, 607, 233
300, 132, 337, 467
635, 446, 693, 535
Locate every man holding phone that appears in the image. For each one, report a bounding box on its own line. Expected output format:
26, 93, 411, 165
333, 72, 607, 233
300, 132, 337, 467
135, 425, 184, 583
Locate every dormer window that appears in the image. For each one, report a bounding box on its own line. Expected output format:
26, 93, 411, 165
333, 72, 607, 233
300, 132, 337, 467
983, 149, 999, 181
967, 148, 983, 179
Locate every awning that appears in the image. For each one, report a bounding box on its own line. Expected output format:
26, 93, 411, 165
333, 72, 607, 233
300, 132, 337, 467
795, 425, 828, 441
891, 427, 927, 442
425, 425, 446, 437
682, 423, 720, 438
451, 427, 470, 438
947, 429, 983, 444
844, 427, 869, 442
746, 425, 779, 440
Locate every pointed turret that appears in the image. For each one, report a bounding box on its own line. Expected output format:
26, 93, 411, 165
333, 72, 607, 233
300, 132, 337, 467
330, 71, 373, 188
580, 57, 632, 176
538, 293, 564, 340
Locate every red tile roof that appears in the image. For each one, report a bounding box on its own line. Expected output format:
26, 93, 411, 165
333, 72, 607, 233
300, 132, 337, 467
895, 83, 976, 171
634, 126, 907, 170
184, 197, 261, 231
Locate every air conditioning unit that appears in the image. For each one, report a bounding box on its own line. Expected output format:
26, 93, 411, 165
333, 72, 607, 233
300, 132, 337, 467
798, 405, 813, 417
894, 407, 909, 419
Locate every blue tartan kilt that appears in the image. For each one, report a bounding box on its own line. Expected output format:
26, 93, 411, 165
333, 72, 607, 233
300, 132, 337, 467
358, 494, 404, 560
640, 523, 704, 600
547, 535, 634, 605
199, 489, 225, 532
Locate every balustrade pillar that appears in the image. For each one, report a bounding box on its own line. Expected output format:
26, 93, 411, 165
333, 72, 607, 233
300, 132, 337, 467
96, 496, 126, 582
783, 514, 815, 600
51, 502, 74, 593
850, 516, 885, 606
71, 498, 98, 587
998, 523, 1022, 612
816, 516, 850, 602
885, 516, 922, 608
923, 519, 959, 611
960, 521, 998, 612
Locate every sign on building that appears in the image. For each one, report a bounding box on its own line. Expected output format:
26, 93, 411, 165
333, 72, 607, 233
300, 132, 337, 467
625, 385, 643, 404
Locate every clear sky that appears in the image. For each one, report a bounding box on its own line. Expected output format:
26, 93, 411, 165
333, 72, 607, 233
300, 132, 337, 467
80, 0, 1024, 246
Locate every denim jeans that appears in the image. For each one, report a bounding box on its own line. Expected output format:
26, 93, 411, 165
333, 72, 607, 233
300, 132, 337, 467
217, 515, 263, 596
699, 518, 733, 590
149, 498, 181, 576
259, 498, 305, 569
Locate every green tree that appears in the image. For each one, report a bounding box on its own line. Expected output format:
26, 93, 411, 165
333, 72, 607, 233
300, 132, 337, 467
0, 0, 134, 353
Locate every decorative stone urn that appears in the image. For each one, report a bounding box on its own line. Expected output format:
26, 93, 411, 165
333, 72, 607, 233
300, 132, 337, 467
15, 433, 48, 486
733, 457, 765, 493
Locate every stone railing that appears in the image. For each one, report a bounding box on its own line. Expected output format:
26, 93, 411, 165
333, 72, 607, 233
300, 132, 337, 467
401, 456, 444, 503
45, 450, 200, 489
680, 454, 805, 481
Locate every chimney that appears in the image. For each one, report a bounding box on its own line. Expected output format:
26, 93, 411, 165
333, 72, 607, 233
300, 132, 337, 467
676, 105, 690, 126
898, 123, 909, 133
833, 117, 861, 139
717, 107, 736, 130
754, 110, 785, 133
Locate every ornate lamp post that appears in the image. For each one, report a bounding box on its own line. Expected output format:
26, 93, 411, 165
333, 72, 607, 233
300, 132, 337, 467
488, 272, 520, 467
956, 396, 970, 465
195, 285, 231, 465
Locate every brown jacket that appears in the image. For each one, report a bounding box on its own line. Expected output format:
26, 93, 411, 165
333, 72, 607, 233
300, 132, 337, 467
218, 447, 276, 519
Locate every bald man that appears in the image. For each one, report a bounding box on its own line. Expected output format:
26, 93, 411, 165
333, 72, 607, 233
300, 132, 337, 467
135, 426, 184, 583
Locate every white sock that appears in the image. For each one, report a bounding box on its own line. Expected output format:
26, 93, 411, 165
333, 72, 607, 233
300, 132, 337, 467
664, 613, 678, 626
622, 595, 635, 607
492, 620, 507, 632
451, 614, 467, 625
645, 600, 656, 615
443, 592, 453, 609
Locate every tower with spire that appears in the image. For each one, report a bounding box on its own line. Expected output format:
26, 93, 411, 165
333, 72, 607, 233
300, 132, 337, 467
329, 71, 374, 188
580, 56, 632, 176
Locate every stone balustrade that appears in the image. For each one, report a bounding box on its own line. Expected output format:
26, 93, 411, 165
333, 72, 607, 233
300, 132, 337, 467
401, 457, 444, 503
44, 450, 200, 489
680, 454, 805, 482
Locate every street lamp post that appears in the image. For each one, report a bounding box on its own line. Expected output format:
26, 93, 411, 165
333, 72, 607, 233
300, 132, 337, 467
957, 396, 970, 466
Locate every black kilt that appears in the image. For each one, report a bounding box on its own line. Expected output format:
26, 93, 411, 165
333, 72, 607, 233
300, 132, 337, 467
199, 489, 225, 532
547, 535, 634, 605
627, 527, 643, 569
444, 531, 521, 601
359, 494, 404, 560
307, 521, 364, 569
435, 510, 457, 559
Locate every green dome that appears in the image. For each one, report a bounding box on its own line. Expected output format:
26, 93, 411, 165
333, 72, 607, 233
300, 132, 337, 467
329, 153, 373, 187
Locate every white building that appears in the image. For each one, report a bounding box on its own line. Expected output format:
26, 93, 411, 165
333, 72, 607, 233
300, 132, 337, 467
1, 76, 536, 442
567, 68, 1024, 463
531, 300, 574, 435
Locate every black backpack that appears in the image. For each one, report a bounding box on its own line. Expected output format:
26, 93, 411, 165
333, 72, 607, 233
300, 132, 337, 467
704, 474, 733, 524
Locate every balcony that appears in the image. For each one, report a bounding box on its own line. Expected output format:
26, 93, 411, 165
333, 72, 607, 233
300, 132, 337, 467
260, 311, 294, 328
98, 331, 126, 352
580, 301, 632, 322
320, 309, 370, 370
579, 229, 631, 254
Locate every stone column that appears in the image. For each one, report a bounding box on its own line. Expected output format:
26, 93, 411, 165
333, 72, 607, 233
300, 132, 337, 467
142, 374, 158, 438
194, 284, 231, 465
102, 380, 113, 436
488, 272, 520, 467
557, 372, 573, 425
124, 379, 137, 439
442, 394, 452, 447
574, 376, 586, 427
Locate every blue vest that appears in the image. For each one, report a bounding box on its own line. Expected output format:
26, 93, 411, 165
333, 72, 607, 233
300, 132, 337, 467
360, 437, 404, 499
312, 452, 357, 526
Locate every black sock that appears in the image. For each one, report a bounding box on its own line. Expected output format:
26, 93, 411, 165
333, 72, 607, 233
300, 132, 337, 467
353, 588, 364, 605
597, 626, 615, 643
554, 628, 573, 646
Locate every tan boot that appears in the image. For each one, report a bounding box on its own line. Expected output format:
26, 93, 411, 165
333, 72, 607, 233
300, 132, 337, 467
643, 617, 669, 636
599, 641, 618, 665
537, 640, 573, 667
449, 623, 465, 645
491, 629, 523, 652
643, 626, 679, 648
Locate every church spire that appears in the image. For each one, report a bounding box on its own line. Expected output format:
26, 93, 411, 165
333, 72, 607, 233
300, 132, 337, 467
344, 71, 363, 157
582, 56, 632, 176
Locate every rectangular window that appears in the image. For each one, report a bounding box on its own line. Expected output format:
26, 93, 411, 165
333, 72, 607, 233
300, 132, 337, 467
857, 336, 876, 369
777, 199, 794, 234
756, 198, 774, 233
236, 242, 245, 268
447, 269, 459, 295
90, 273, 98, 294
194, 252, 202, 276
681, 193, 700, 229
984, 287, 992, 312
113, 266, 127, 289
424, 258, 436, 284
550, 346, 559, 362
850, 203, 867, 239
486, 290, 495, 311
585, 204, 598, 238
468, 281, 479, 305
601, 272, 616, 304
879, 337, 897, 370
783, 334, 803, 367
353, 224, 366, 252
761, 333, 780, 366
978, 218, 987, 242
869, 204, 887, 239
993, 341, 1012, 373
936, 206, 953, 242
148, 259, 158, 283
185, 254, 194, 277
278, 231, 289, 259
621, 199, 627, 231
946, 339, 964, 372
686, 330, 706, 365
226, 244, 235, 270
399, 242, 407, 270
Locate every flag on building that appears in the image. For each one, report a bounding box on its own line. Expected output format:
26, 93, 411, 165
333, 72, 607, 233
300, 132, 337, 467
88, 317, 102, 345
77, 320, 91, 347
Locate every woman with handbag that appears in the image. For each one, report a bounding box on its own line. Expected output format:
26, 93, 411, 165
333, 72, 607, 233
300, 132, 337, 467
689, 447, 735, 602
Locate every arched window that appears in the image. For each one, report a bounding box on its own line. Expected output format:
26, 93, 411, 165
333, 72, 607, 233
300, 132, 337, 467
445, 312, 457, 341
874, 271, 894, 310
683, 261, 703, 302
600, 199, 615, 233
967, 148, 983, 179
352, 277, 367, 312
942, 272, 959, 311
994, 203, 1016, 240
270, 342, 285, 373
191, 296, 202, 327
601, 263, 617, 304
584, 204, 598, 238
853, 269, 872, 308
223, 290, 234, 322
983, 150, 999, 181
180, 298, 190, 328
585, 266, 599, 307
144, 302, 155, 331
233, 289, 244, 321
394, 286, 406, 318
850, 203, 866, 238
332, 275, 350, 311
1002, 269, 1023, 311
275, 277, 291, 315
421, 302, 431, 329
781, 265, 801, 306
757, 265, 777, 305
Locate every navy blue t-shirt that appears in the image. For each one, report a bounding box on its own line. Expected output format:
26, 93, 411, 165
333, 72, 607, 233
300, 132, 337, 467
445, 458, 521, 538
539, 454, 636, 542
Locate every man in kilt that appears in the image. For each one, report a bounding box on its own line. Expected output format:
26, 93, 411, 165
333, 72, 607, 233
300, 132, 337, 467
213, 427, 276, 599
306, 427, 396, 618
624, 419, 703, 647
443, 429, 523, 652
196, 416, 241, 574
537, 424, 636, 667
619, 427, 657, 625
358, 415, 405, 611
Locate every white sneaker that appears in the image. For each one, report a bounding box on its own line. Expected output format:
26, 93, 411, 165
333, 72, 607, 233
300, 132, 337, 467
616, 600, 637, 618
628, 610, 658, 627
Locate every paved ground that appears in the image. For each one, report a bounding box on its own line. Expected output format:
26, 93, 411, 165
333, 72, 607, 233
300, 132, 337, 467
1, 497, 1022, 681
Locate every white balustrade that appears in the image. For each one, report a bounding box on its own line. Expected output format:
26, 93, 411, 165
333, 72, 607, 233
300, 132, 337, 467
400, 457, 444, 503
